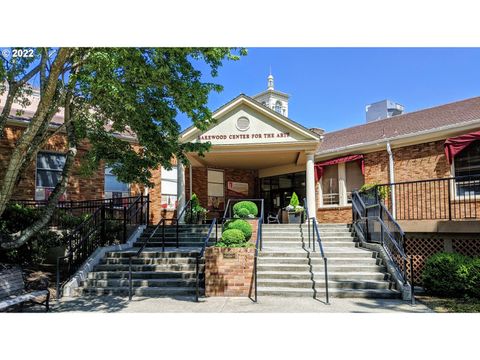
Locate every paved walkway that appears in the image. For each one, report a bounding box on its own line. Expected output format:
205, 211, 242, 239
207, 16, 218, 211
52, 296, 433, 313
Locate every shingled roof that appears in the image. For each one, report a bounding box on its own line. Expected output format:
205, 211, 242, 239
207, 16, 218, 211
317, 96, 480, 155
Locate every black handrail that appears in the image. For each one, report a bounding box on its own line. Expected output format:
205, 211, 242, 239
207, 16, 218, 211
253, 201, 264, 303
55, 194, 149, 298
352, 190, 415, 305
220, 198, 264, 302
174, 199, 193, 248
195, 217, 218, 302
303, 198, 329, 304
128, 217, 166, 300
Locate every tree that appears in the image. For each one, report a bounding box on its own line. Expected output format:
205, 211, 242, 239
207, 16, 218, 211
0, 47, 246, 248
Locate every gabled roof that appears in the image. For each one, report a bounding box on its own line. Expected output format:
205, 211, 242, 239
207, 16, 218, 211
180, 93, 321, 142
317, 96, 480, 155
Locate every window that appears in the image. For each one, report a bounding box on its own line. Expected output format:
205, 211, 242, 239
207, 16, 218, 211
274, 101, 282, 114
208, 169, 224, 210
320, 162, 364, 207
105, 167, 130, 200
36, 152, 66, 200
161, 166, 177, 210
346, 161, 364, 203
453, 140, 480, 196
322, 164, 339, 205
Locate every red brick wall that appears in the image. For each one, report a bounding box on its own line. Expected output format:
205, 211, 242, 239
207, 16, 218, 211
1, 125, 105, 201
318, 139, 451, 223
185, 166, 258, 219
317, 206, 351, 223
205, 247, 255, 297
204, 219, 258, 297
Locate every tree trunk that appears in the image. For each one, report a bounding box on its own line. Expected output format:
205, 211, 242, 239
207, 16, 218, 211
0, 48, 72, 218
0, 92, 77, 249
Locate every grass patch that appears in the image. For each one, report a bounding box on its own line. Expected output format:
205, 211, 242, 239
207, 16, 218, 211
417, 295, 480, 313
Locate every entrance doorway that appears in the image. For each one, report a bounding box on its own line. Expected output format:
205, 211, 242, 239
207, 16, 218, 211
259, 171, 306, 222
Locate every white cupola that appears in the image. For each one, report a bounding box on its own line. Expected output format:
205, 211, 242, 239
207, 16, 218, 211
252, 73, 290, 117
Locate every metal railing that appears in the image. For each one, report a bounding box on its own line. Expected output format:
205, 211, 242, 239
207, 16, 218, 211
195, 217, 218, 302
173, 199, 193, 247
376, 175, 480, 221
221, 198, 264, 302
55, 194, 149, 298
303, 198, 329, 304
351, 190, 415, 305
128, 217, 166, 300
10, 196, 144, 229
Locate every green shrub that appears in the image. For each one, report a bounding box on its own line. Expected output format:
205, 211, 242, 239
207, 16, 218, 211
359, 183, 389, 200
422, 252, 471, 296
289, 192, 300, 207
233, 201, 258, 218
467, 258, 480, 298
216, 229, 246, 247
185, 193, 207, 224
1, 203, 40, 233
225, 219, 252, 241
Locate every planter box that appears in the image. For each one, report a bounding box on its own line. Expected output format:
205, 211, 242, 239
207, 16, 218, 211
287, 212, 303, 224
205, 218, 259, 297
205, 246, 255, 297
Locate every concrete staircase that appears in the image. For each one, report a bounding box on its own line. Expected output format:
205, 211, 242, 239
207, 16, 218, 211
133, 224, 217, 248
76, 224, 216, 297
257, 223, 400, 298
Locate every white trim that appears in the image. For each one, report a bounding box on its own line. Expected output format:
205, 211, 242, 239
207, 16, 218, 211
181, 96, 320, 143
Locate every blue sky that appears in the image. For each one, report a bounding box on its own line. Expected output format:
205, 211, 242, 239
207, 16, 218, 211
178, 48, 480, 133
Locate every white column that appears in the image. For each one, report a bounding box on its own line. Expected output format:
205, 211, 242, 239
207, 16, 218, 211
177, 162, 185, 221
338, 162, 347, 206
306, 152, 316, 222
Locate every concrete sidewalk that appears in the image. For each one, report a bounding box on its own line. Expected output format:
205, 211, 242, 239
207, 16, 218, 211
52, 296, 433, 313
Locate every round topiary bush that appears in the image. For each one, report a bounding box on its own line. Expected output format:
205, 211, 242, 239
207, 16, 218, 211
217, 229, 246, 247
225, 219, 253, 241
422, 252, 471, 296
233, 201, 258, 218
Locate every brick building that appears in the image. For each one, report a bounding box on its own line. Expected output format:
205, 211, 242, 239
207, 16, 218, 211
2, 77, 480, 231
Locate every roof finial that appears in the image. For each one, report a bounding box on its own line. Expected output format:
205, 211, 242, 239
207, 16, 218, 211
267, 67, 274, 90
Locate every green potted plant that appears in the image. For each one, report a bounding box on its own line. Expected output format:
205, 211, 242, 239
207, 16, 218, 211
185, 193, 208, 224
285, 192, 304, 224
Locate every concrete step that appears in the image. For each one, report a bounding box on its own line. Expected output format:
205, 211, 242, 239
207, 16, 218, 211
79, 286, 202, 296
85, 278, 200, 288
257, 264, 386, 274
100, 257, 203, 265
87, 271, 200, 280
259, 250, 377, 258
93, 264, 204, 272
257, 256, 381, 265
257, 279, 394, 290
261, 242, 358, 249
105, 250, 200, 258
133, 242, 215, 248
256, 287, 400, 298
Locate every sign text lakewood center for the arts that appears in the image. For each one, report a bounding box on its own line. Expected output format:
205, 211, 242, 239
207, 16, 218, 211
198, 132, 291, 141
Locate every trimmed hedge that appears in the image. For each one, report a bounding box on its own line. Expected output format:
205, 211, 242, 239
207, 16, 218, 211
233, 201, 258, 218
422, 252, 478, 297
216, 229, 246, 248
225, 219, 252, 241
467, 258, 480, 298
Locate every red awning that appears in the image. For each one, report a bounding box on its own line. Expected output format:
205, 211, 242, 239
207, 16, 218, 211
444, 131, 480, 164
314, 154, 364, 182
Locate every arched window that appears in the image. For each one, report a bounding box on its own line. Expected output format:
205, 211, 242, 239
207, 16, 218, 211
274, 101, 282, 113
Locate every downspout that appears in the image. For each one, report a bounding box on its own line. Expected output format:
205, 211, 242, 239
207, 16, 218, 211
386, 141, 396, 219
